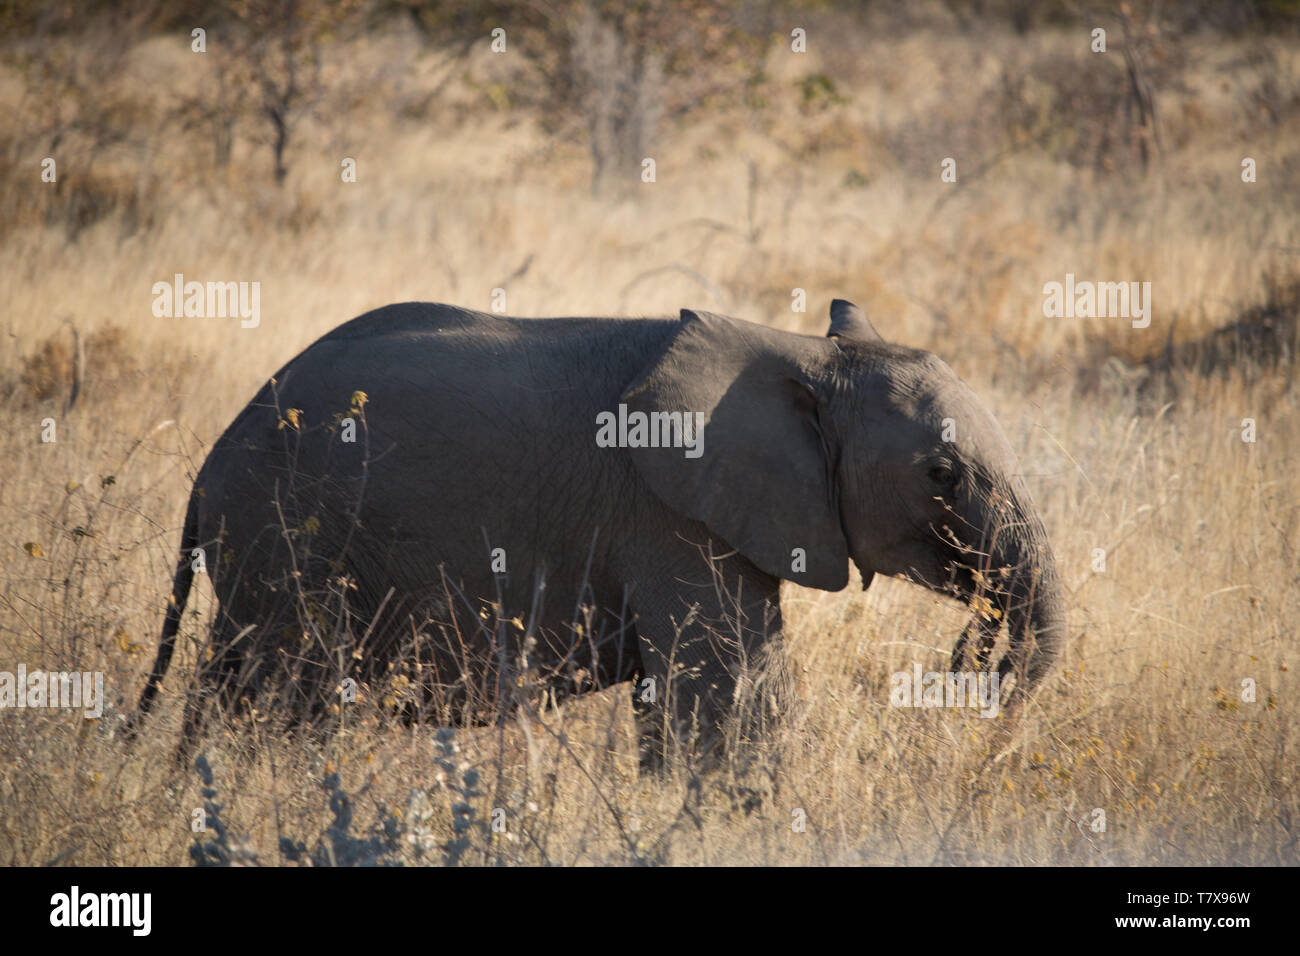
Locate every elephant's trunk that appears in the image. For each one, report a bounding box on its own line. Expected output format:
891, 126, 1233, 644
950, 483, 1065, 701
1000, 554, 1066, 694
992, 503, 1066, 699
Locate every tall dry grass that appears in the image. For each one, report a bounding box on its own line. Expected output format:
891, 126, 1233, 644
1, 8, 1297, 865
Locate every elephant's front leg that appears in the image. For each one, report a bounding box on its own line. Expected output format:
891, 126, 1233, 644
630, 548, 785, 768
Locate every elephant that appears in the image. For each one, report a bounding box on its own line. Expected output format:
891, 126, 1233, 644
133, 299, 1065, 761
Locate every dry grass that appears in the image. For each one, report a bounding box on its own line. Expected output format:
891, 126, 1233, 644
1, 9, 1297, 865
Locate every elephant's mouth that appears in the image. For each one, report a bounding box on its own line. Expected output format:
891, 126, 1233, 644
906, 564, 991, 610
903, 555, 1015, 677
903, 530, 983, 597
860, 524, 1016, 610
901, 540, 1017, 635
894, 508, 1065, 700
923, 520, 1019, 602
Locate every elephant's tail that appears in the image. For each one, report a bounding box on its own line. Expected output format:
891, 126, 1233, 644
131, 491, 201, 728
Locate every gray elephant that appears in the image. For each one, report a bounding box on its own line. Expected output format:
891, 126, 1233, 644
134, 299, 1065, 760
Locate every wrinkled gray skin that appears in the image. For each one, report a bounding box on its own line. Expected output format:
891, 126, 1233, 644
135, 300, 1065, 760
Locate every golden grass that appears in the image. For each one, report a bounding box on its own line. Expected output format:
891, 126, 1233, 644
0, 15, 1296, 865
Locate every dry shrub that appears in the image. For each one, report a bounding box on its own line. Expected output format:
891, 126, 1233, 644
992, 20, 1184, 175
13, 324, 145, 408
1075, 273, 1300, 407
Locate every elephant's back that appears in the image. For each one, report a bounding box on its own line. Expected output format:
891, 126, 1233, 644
215, 303, 676, 440
315, 301, 675, 355
296, 301, 676, 403
316, 301, 499, 343
286, 302, 679, 394
198, 301, 679, 514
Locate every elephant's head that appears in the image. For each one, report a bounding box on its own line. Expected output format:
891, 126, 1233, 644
623, 300, 1065, 700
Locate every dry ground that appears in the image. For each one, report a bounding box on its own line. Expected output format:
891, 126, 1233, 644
1, 8, 1297, 865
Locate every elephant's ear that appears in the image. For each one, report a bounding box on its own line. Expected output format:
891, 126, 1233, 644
621, 309, 850, 591
828, 299, 883, 343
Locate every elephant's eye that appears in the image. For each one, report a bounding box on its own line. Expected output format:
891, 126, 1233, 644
929, 464, 956, 487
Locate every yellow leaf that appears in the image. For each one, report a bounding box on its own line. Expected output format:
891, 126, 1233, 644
23, 542, 44, 557
970, 595, 1002, 621
115, 629, 142, 655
